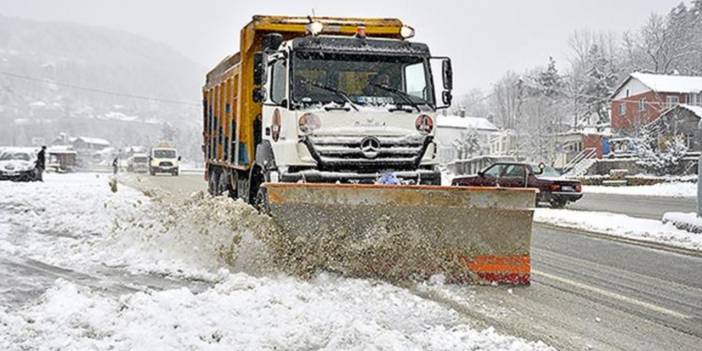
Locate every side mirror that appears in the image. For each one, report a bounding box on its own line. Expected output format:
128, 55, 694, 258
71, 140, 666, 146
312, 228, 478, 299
442, 59, 453, 90
477, 171, 485, 178
262, 33, 284, 52
177, 156, 182, 161
253, 87, 267, 103
534, 162, 545, 175
431, 57, 453, 109
253, 52, 267, 86
442, 91, 452, 106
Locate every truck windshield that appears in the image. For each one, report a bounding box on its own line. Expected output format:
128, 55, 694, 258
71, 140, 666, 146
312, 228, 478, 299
153, 150, 176, 158
291, 52, 433, 108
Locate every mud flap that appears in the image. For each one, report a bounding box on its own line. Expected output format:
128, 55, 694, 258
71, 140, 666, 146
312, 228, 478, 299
263, 183, 535, 285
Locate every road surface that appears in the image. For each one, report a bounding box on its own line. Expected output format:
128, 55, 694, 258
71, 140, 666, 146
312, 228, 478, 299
569, 192, 696, 220
129, 173, 702, 350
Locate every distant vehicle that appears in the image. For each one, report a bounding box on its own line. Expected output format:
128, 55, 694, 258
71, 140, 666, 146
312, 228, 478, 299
127, 153, 149, 173
452, 162, 583, 208
149, 145, 180, 176
0, 149, 39, 182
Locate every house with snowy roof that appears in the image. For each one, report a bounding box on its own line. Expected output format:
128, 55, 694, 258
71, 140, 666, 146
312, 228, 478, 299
646, 104, 702, 152
610, 72, 702, 134
435, 112, 499, 163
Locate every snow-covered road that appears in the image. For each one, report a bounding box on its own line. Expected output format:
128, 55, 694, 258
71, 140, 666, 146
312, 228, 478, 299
0, 173, 551, 350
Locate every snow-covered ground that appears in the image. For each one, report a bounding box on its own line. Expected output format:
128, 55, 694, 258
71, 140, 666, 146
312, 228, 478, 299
0, 173, 551, 350
535, 208, 702, 251
583, 182, 697, 198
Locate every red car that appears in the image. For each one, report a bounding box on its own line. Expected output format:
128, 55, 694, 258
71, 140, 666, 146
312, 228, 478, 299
452, 162, 583, 208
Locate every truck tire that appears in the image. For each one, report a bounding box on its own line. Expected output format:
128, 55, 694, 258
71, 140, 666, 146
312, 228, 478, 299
216, 170, 230, 196
149, 167, 156, 176
208, 168, 220, 196
253, 185, 270, 215
172, 168, 179, 176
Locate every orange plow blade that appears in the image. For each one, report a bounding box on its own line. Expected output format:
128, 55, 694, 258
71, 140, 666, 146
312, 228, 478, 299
263, 183, 535, 285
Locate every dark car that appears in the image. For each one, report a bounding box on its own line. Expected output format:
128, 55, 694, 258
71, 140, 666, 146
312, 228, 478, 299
452, 162, 583, 208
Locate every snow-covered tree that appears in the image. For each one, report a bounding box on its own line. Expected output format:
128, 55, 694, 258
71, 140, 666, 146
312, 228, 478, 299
636, 129, 689, 176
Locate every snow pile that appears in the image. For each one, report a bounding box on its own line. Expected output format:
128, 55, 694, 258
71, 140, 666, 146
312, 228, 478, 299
101, 189, 277, 280
0, 173, 142, 264
663, 212, 702, 233
0, 173, 274, 281
535, 209, 702, 251
0, 276, 552, 351
583, 182, 697, 198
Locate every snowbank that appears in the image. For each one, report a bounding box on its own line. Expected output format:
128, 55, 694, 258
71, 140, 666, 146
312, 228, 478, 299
535, 209, 702, 251
583, 182, 697, 198
663, 212, 702, 233
0, 173, 275, 281
0, 276, 552, 351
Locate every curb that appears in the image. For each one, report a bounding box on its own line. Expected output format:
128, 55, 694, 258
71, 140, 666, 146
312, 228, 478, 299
534, 222, 702, 258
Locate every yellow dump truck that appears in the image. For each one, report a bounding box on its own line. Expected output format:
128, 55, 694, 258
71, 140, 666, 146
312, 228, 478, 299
203, 15, 535, 284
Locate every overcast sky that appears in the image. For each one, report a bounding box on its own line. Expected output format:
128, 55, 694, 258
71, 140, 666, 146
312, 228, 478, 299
0, 0, 683, 94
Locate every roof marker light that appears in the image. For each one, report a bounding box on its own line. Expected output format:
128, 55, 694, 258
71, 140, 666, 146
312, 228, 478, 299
306, 21, 324, 36
356, 26, 367, 39
400, 25, 415, 39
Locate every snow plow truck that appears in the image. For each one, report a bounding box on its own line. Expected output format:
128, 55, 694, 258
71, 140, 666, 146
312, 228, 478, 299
202, 15, 536, 284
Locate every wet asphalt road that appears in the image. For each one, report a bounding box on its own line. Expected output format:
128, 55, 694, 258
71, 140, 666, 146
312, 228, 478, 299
135, 173, 702, 351
569, 192, 696, 220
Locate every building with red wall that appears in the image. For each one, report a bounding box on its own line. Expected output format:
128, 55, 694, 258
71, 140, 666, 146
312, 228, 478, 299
610, 72, 702, 135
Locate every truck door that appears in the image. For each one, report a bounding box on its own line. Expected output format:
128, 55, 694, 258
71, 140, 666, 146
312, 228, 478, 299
262, 55, 288, 152
498, 164, 527, 188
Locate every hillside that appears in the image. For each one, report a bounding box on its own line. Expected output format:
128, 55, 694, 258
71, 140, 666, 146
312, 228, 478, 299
0, 15, 205, 159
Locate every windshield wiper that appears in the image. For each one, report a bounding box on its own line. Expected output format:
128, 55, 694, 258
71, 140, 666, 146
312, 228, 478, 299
369, 83, 430, 113
300, 79, 359, 111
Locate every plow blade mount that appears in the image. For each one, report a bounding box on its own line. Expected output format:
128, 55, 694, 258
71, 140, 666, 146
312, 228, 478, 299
263, 183, 536, 285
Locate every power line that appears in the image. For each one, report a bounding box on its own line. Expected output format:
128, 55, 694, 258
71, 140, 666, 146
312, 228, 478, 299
0, 71, 201, 107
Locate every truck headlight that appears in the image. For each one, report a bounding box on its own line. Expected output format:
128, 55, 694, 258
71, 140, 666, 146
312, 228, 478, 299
299, 113, 321, 134
415, 114, 433, 135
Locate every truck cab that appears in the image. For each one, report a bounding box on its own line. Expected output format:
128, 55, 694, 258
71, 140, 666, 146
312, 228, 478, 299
149, 146, 180, 176
252, 25, 453, 187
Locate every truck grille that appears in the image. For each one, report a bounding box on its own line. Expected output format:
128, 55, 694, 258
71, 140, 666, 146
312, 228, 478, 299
306, 135, 430, 170
159, 161, 173, 167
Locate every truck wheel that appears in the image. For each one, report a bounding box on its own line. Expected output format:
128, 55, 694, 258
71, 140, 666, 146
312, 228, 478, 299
253, 186, 270, 215
216, 171, 230, 197
172, 168, 179, 176
208, 169, 220, 196
150, 168, 155, 176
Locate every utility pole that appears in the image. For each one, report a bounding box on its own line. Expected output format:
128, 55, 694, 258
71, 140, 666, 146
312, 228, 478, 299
698, 118, 702, 217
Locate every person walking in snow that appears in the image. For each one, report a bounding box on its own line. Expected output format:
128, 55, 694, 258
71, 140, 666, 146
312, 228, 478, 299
35, 146, 46, 182
112, 156, 119, 175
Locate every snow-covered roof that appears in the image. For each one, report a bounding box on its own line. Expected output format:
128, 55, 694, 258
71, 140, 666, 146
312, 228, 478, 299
620, 72, 702, 95
48, 145, 77, 154
679, 104, 702, 119
437, 115, 498, 131
75, 136, 110, 146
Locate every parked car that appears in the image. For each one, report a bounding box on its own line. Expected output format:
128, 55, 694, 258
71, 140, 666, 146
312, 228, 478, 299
452, 162, 583, 208
0, 149, 40, 182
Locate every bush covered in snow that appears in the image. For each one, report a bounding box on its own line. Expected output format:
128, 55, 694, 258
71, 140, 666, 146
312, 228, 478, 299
636, 132, 689, 176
